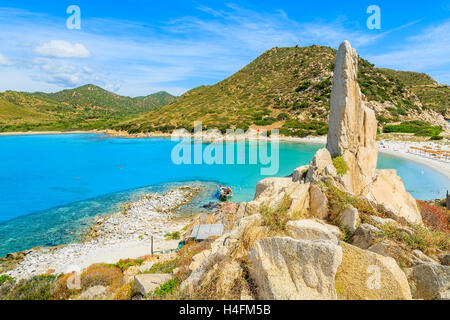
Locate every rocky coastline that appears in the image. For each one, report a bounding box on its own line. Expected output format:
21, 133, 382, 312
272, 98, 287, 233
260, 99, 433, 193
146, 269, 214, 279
0, 186, 201, 280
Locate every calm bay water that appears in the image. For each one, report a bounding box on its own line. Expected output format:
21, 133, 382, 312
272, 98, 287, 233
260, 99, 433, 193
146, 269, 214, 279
0, 133, 448, 256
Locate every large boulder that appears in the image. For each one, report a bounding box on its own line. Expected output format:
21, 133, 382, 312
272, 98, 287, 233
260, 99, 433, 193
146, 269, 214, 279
78, 285, 108, 300
254, 177, 310, 217
309, 184, 328, 219
134, 274, 173, 296
352, 223, 382, 250
305, 149, 336, 183
409, 250, 439, 266
326, 41, 378, 195
286, 219, 341, 244
365, 169, 422, 225
248, 237, 342, 300
439, 253, 450, 266
336, 242, 412, 300
405, 263, 450, 300
292, 165, 309, 182
286, 182, 310, 217
254, 177, 293, 201
338, 206, 360, 232
189, 249, 211, 271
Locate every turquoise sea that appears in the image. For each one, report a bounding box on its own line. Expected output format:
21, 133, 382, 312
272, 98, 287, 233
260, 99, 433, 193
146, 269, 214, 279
0, 133, 448, 256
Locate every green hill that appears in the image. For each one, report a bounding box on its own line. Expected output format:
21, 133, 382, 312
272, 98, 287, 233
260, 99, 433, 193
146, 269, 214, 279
410, 85, 449, 117
379, 69, 448, 117
117, 45, 446, 136
0, 86, 176, 132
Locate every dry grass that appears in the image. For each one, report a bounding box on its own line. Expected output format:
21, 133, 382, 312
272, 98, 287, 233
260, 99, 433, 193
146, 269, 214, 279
322, 181, 449, 258
175, 242, 211, 282
80, 263, 123, 293
52, 273, 81, 300
378, 222, 449, 257
260, 195, 293, 235
111, 282, 137, 300
322, 181, 389, 224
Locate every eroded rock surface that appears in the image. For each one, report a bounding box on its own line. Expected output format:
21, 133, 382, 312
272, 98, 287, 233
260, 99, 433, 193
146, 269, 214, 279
248, 237, 342, 300
326, 40, 378, 195
336, 242, 412, 300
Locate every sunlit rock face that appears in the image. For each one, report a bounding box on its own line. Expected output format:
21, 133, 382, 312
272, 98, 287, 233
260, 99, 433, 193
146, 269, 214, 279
326, 40, 378, 195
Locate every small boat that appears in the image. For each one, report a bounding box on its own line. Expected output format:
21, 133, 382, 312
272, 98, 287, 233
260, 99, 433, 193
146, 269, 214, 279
218, 186, 233, 201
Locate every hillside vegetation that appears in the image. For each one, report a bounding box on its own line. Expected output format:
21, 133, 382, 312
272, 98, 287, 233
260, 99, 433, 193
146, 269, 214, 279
116, 45, 449, 136
0, 85, 176, 132
380, 69, 449, 117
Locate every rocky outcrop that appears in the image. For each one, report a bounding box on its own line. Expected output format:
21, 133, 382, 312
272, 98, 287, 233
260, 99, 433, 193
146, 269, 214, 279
79, 285, 108, 300
405, 264, 450, 300
439, 254, 450, 266
326, 41, 378, 195
134, 274, 173, 296
305, 148, 337, 183
351, 223, 382, 250
286, 219, 341, 244
292, 165, 309, 182
253, 177, 310, 217
336, 242, 412, 300
309, 184, 328, 219
365, 169, 422, 225
248, 237, 342, 300
189, 250, 211, 271
180, 214, 264, 294
338, 206, 360, 232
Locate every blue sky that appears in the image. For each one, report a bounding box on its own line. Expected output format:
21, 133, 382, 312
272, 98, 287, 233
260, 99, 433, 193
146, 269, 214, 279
0, 0, 449, 96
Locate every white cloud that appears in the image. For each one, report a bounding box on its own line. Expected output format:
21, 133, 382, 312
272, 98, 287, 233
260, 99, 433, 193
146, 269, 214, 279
0, 53, 12, 65
34, 40, 91, 59
30, 58, 106, 88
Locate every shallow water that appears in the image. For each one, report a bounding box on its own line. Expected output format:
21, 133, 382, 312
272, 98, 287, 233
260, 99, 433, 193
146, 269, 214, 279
0, 133, 448, 256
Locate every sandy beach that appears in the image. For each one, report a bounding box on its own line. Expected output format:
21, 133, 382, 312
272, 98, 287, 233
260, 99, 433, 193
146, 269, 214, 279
378, 141, 450, 180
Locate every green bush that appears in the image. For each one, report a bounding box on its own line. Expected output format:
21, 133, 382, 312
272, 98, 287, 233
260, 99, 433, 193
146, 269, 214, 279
153, 279, 179, 298
291, 101, 309, 110
2, 275, 58, 300
383, 121, 442, 137
430, 135, 443, 140
0, 275, 14, 287
332, 156, 349, 176
295, 81, 311, 92
164, 231, 180, 240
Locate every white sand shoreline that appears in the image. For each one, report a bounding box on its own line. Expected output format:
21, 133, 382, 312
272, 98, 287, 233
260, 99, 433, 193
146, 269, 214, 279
379, 148, 450, 180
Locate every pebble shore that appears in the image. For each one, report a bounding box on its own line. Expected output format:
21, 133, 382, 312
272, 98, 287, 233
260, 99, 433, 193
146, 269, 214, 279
2, 186, 201, 280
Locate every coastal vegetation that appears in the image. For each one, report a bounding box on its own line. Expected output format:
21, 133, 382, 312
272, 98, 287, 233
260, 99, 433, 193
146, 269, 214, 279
382, 120, 443, 136
332, 156, 349, 176
164, 231, 181, 240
